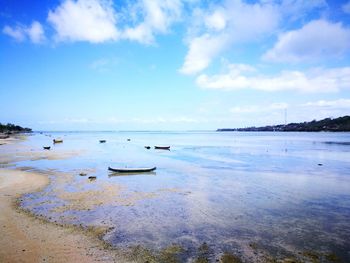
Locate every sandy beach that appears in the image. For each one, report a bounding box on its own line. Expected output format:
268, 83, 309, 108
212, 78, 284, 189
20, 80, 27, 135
0, 168, 124, 263
0, 136, 125, 263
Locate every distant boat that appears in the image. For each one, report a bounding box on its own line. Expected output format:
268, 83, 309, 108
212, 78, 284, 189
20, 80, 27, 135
154, 146, 170, 150
127, 138, 131, 141
144, 146, 151, 149
43, 146, 51, 150
53, 139, 63, 143
99, 140, 106, 143
108, 166, 156, 173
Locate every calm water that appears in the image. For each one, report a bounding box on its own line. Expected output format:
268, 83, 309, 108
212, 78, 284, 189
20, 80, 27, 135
12, 132, 350, 261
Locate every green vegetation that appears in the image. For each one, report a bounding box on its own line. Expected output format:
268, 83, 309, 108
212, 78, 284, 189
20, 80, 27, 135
217, 116, 350, 132
0, 123, 32, 133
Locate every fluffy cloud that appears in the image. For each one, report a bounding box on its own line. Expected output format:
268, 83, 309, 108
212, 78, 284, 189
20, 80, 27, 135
48, 0, 119, 43
180, 0, 280, 74
123, 0, 183, 44
196, 63, 350, 93
263, 20, 350, 63
343, 1, 350, 14
3, 25, 26, 41
47, 0, 183, 44
179, 33, 230, 75
2, 21, 45, 43
27, 21, 45, 43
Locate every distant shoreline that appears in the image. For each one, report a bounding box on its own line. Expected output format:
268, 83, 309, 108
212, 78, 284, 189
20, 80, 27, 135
217, 116, 350, 132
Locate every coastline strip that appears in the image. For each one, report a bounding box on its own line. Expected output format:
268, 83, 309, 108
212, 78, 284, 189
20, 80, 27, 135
0, 169, 122, 263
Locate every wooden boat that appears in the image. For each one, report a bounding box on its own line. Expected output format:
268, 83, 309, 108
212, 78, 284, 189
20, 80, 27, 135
144, 146, 151, 149
99, 140, 106, 143
43, 146, 51, 150
154, 146, 170, 150
53, 139, 63, 143
108, 166, 156, 173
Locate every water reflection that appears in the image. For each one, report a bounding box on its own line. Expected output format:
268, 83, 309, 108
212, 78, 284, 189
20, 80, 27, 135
13, 131, 350, 261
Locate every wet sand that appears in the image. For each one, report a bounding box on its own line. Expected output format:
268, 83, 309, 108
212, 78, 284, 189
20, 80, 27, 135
0, 136, 126, 263
0, 168, 124, 263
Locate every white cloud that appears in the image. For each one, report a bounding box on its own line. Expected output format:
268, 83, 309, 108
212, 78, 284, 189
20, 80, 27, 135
196, 63, 350, 93
27, 21, 45, 43
343, 1, 350, 14
123, 0, 183, 44
204, 9, 226, 31
2, 21, 45, 43
2, 25, 26, 42
263, 20, 350, 63
179, 0, 331, 75
180, 0, 280, 74
179, 33, 230, 74
302, 99, 350, 108
48, 0, 119, 43
230, 102, 288, 114
46, 0, 183, 44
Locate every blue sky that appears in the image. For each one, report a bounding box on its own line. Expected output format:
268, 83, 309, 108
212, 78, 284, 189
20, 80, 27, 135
1, 0, 350, 131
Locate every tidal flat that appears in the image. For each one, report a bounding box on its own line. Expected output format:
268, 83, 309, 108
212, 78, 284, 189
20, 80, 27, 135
1, 131, 350, 262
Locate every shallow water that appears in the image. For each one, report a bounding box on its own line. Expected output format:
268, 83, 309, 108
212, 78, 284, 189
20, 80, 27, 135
10, 131, 350, 261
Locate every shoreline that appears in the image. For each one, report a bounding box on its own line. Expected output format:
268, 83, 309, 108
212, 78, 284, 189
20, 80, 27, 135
0, 135, 127, 263
0, 168, 124, 263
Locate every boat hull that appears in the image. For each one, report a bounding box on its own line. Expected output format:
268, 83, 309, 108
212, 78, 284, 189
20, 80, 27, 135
108, 167, 156, 173
154, 146, 170, 150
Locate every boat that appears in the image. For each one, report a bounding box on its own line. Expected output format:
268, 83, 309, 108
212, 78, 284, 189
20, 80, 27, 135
154, 146, 170, 150
43, 146, 51, 150
53, 139, 63, 143
144, 146, 151, 149
108, 166, 156, 173
99, 140, 106, 143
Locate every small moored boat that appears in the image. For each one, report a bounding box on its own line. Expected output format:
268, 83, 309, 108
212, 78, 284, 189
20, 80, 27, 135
154, 146, 170, 150
99, 140, 106, 143
144, 146, 151, 149
108, 166, 156, 173
53, 139, 63, 143
43, 146, 51, 150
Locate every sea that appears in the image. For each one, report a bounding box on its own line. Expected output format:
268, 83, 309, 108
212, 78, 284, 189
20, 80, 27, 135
10, 131, 350, 261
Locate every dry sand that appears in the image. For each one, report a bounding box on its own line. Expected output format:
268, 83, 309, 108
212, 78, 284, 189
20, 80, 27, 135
0, 169, 127, 263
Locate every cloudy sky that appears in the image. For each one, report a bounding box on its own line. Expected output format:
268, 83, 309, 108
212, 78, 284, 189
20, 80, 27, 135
1, 0, 350, 130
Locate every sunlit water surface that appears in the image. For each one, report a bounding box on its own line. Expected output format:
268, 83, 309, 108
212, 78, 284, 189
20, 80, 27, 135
12, 132, 350, 261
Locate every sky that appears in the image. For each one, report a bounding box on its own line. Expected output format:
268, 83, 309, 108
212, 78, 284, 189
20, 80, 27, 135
1, 0, 350, 131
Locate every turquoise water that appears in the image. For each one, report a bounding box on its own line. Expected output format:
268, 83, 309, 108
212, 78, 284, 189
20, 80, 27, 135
12, 131, 350, 261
